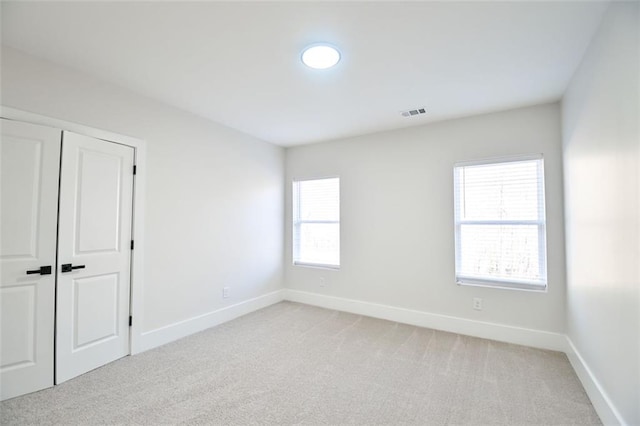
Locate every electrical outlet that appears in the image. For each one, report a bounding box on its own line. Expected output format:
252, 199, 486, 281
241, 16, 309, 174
319, 277, 326, 287
223, 286, 230, 299
473, 297, 482, 311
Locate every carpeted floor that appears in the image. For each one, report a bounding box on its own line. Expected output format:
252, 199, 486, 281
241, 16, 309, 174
1, 301, 600, 425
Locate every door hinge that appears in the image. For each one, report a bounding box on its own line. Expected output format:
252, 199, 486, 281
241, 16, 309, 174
131, 240, 134, 250
133, 165, 137, 175
129, 315, 132, 327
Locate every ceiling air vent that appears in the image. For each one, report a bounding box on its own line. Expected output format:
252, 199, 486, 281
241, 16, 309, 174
401, 107, 426, 118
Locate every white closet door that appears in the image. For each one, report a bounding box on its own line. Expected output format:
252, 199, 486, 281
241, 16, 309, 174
0, 119, 61, 400
56, 131, 134, 384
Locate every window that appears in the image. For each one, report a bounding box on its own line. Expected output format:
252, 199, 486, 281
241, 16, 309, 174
293, 177, 340, 268
453, 155, 547, 290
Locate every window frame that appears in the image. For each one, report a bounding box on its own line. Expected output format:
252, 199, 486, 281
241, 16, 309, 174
292, 176, 340, 270
453, 154, 548, 291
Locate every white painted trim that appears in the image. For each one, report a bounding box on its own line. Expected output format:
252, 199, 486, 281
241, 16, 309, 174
0, 106, 147, 356
129, 143, 146, 355
565, 337, 626, 426
138, 290, 285, 353
283, 289, 567, 352
0, 106, 142, 146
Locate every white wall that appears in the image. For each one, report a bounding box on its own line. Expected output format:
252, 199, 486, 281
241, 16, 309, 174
1, 46, 285, 336
562, 3, 639, 425
285, 103, 567, 334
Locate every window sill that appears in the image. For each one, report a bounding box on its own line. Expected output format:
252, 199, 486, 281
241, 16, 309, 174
456, 277, 547, 292
293, 262, 340, 271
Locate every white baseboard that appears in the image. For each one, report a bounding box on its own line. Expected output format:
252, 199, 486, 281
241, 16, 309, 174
283, 289, 567, 352
137, 289, 285, 353
565, 337, 626, 426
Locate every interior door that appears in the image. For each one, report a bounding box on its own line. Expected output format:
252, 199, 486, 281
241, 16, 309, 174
0, 119, 61, 400
56, 131, 134, 384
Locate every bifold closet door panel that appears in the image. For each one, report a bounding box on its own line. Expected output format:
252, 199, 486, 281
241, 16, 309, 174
0, 119, 61, 401
56, 131, 134, 384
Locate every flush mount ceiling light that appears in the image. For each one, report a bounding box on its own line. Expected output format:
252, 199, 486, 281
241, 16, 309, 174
301, 44, 341, 69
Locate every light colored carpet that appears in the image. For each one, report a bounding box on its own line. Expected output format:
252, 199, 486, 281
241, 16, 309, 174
1, 301, 600, 425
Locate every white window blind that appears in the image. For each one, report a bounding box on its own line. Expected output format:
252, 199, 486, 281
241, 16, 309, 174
453, 156, 547, 290
293, 177, 340, 268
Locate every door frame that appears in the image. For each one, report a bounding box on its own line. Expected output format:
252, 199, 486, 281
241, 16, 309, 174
1, 106, 147, 355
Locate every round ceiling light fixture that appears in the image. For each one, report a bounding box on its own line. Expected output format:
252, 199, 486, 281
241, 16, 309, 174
301, 44, 341, 69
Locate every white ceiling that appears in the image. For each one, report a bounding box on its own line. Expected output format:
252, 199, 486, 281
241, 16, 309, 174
1, 1, 609, 146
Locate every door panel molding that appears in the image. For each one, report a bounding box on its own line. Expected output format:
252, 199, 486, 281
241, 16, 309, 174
72, 272, 120, 351
0, 284, 37, 370
75, 148, 124, 254
0, 136, 43, 260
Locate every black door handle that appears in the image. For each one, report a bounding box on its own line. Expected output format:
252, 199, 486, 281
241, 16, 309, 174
61, 264, 86, 273
26, 266, 52, 275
